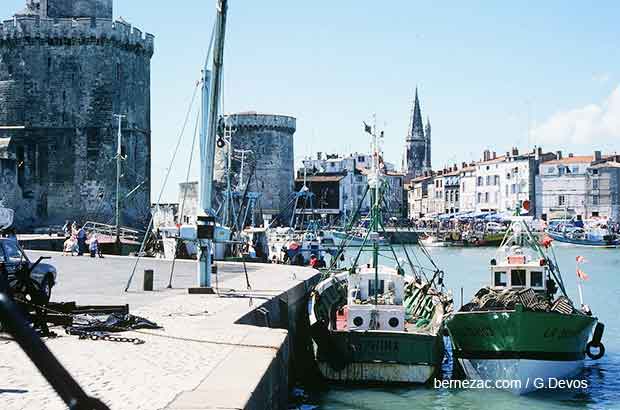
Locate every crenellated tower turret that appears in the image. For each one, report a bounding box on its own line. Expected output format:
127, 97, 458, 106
0, 0, 154, 229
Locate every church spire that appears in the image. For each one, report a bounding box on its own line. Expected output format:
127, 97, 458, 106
410, 87, 425, 140
425, 116, 431, 169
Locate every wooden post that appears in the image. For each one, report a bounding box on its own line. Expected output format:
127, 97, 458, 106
143, 269, 154, 291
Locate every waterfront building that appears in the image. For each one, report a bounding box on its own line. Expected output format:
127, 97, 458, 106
427, 170, 445, 216
408, 173, 433, 219
497, 147, 554, 216
587, 159, 620, 220
536, 153, 594, 220
403, 88, 431, 181
350, 152, 396, 173
301, 153, 370, 219
537, 151, 620, 221
473, 148, 553, 216
474, 151, 504, 213
293, 173, 345, 225
459, 164, 477, 213
443, 168, 461, 215
0, 0, 154, 229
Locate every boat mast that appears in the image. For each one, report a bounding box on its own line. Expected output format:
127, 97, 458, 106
371, 114, 380, 306
113, 113, 126, 247
197, 0, 228, 288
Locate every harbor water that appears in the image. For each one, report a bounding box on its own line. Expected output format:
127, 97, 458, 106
315, 245, 620, 410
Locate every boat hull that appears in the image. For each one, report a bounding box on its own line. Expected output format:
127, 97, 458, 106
546, 231, 620, 247
315, 328, 444, 384
331, 231, 389, 247
446, 308, 596, 393
457, 357, 583, 394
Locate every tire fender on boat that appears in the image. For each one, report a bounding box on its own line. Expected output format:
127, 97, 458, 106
586, 322, 605, 360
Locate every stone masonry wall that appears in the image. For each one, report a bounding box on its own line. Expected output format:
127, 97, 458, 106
44, 0, 113, 19
214, 114, 296, 217
0, 13, 153, 229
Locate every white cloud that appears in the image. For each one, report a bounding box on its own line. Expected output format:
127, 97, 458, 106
531, 85, 620, 145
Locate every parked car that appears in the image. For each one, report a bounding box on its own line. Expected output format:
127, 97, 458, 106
0, 238, 57, 301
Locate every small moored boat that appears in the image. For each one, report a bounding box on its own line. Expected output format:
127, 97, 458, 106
446, 221, 605, 394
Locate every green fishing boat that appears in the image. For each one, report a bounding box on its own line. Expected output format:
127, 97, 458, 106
309, 122, 452, 384
446, 221, 605, 394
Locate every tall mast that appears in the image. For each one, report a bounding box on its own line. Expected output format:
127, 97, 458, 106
113, 113, 126, 246
370, 114, 380, 307
197, 0, 228, 288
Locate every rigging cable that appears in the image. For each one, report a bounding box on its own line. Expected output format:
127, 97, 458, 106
167, 108, 201, 288
124, 81, 201, 292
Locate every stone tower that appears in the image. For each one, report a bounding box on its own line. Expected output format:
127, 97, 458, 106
214, 113, 296, 222
0, 0, 154, 229
404, 88, 430, 180
425, 116, 431, 169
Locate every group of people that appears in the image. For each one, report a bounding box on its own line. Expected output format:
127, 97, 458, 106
62, 221, 103, 258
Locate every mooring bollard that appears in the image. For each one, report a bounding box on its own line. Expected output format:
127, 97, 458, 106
143, 269, 154, 291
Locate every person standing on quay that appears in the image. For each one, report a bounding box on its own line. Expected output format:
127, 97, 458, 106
62, 220, 71, 238
76, 225, 87, 256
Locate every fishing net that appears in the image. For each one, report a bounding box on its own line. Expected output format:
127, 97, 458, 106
459, 287, 573, 313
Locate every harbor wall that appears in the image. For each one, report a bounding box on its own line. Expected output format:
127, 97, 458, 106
235, 272, 321, 409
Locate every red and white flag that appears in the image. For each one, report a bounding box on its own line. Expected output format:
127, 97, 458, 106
576, 268, 589, 281
576, 255, 587, 264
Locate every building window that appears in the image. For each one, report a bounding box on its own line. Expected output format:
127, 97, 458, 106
486, 176, 491, 185
494, 175, 500, 185
592, 211, 599, 217
477, 176, 483, 186
485, 192, 489, 203
558, 195, 566, 206
592, 169, 599, 175
477, 193, 482, 203
559, 167, 565, 176
593, 179, 599, 189
592, 195, 599, 206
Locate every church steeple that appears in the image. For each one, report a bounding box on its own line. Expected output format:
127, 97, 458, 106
404, 87, 431, 181
410, 87, 425, 141
425, 116, 431, 169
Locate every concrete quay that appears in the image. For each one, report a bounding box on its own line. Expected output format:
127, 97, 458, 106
0, 252, 321, 410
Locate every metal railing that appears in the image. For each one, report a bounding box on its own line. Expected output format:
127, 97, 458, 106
82, 221, 142, 242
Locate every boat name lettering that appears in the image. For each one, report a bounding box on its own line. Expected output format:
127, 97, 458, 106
543, 327, 579, 339
463, 327, 495, 337
354, 339, 400, 353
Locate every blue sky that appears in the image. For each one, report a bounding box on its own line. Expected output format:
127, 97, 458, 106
5, 1, 620, 201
